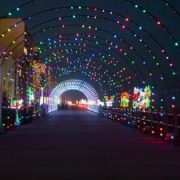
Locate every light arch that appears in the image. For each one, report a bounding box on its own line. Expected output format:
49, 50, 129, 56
48, 79, 99, 112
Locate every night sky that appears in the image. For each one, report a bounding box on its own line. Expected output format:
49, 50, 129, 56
0, 0, 180, 110
61, 90, 87, 103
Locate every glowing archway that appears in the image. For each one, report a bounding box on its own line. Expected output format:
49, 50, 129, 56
48, 79, 99, 112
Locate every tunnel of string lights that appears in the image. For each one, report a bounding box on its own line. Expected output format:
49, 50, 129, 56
49, 79, 99, 112
0, 0, 180, 112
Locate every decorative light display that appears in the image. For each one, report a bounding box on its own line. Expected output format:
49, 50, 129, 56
133, 85, 151, 110
0, 0, 179, 115
28, 86, 34, 106
10, 99, 23, 109
78, 99, 88, 105
32, 61, 46, 88
49, 79, 99, 112
120, 92, 130, 108
104, 96, 114, 107
40, 96, 50, 106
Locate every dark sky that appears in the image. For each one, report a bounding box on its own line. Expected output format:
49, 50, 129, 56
61, 90, 87, 103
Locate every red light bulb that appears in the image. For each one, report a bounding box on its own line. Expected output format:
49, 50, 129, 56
171, 104, 175, 109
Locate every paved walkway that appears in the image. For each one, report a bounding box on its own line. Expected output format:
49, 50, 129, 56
0, 110, 180, 179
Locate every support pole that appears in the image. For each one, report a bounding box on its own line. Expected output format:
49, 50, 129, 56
0, 59, 4, 133
15, 58, 20, 125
